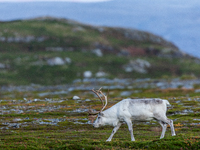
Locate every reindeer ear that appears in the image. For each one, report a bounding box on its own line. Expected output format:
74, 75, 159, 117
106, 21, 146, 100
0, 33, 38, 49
99, 112, 104, 116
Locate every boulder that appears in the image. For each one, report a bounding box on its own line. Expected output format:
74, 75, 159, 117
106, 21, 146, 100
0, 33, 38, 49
73, 96, 80, 100
83, 71, 92, 78
47, 57, 65, 66
124, 59, 151, 74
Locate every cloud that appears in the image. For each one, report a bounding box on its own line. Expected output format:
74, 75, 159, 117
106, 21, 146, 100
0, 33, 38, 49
0, 0, 110, 2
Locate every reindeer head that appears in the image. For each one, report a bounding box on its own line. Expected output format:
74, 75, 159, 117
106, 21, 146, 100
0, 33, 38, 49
88, 88, 108, 127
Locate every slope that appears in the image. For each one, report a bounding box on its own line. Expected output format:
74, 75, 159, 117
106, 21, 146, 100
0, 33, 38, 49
0, 17, 199, 85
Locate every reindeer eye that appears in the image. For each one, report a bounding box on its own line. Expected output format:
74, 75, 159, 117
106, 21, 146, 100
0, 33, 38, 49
98, 117, 101, 119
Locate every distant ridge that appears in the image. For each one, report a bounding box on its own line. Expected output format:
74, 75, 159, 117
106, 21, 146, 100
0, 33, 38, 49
0, 16, 199, 85
20, 16, 188, 58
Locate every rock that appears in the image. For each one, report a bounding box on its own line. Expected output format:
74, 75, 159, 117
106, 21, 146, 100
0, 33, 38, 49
65, 57, 71, 64
2, 36, 46, 43
0, 63, 6, 69
46, 47, 64, 52
10, 123, 20, 128
73, 96, 80, 100
95, 71, 107, 77
72, 108, 88, 113
181, 84, 193, 89
83, 71, 92, 78
85, 99, 91, 102
97, 27, 105, 33
13, 118, 22, 122
195, 89, 200, 93
73, 26, 85, 32
123, 59, 151, 73
23, 36, 35, 42
0, 36, 6, 42
47, 57, 65, 66
120, 91, 132, 97
92, 49, 103, 57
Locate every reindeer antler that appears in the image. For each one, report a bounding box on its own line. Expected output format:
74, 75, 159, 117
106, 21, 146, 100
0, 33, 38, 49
98, 90, 107, 112
88, 88, 108, 115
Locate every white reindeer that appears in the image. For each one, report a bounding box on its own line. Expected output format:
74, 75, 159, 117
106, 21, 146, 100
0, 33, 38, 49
88, 88, 176, 141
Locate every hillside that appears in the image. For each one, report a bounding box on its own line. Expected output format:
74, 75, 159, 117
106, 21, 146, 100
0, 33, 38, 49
0, 16, 199, 85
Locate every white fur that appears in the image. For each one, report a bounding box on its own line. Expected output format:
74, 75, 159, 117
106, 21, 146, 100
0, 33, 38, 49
93, 98, 176, 141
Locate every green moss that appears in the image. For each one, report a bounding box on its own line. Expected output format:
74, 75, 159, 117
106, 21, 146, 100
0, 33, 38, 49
1, 19, 200, 85
58, 120, 75, 126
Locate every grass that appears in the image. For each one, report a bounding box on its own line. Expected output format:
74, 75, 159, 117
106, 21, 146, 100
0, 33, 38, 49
1, 86, 200, 149
1, 18, 200, 85
1, 18, 200, 149
0, 49, 200, 85
1, 124, 200, 149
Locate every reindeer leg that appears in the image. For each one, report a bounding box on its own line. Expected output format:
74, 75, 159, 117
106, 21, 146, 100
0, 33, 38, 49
155, 116, 176, 138
158, 120, 167, 139
166, 118, 176, 136
126, 120, 135, 141
106, 123, 121, 142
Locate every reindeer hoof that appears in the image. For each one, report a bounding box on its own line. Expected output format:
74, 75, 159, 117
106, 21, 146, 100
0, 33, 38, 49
172, 134, 176, 136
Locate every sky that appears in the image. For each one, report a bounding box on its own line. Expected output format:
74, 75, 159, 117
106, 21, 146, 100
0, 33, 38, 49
0, 0, 199, 58
0, 0, 110, 2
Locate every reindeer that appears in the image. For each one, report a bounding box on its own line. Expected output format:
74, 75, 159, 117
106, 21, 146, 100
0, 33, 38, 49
88, 88, 176, 141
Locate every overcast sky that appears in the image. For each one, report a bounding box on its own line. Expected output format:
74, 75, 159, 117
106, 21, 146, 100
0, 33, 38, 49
0, 0, 110, 2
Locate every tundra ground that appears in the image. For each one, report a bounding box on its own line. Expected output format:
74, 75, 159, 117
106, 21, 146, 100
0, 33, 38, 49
1, 80, 200, 149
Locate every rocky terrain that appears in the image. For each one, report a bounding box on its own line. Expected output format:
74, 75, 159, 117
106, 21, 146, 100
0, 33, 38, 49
1, 17, 200, 149
0, 16, 200, 86
1, 77, 200, 149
